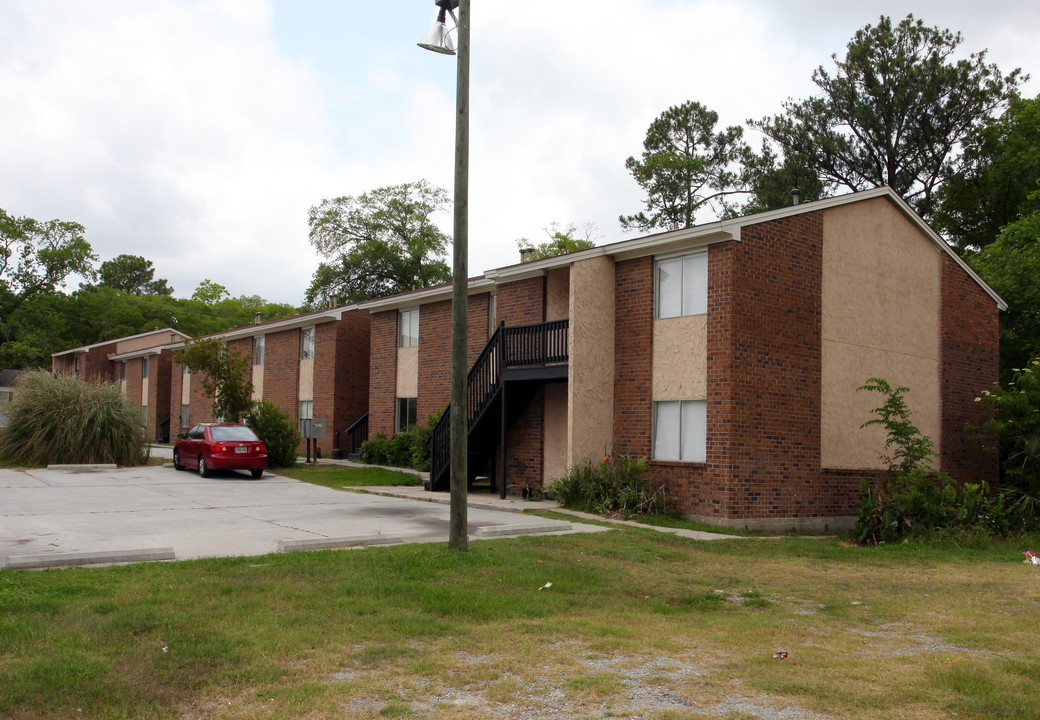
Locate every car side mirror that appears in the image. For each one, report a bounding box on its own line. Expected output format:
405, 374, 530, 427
177, 432, 187, 440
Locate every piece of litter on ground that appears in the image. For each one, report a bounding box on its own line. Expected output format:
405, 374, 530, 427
538, 582, 552, 591
772, 651, 788, 659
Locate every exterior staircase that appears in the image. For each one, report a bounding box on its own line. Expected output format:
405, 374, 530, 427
428, 319, 569, 496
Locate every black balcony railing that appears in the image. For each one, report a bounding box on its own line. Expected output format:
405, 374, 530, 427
429, 318, 568, 487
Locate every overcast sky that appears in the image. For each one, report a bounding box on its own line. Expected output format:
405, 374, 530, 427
2, 0, 1038, 306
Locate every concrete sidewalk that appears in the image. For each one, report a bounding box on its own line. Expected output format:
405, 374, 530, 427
0, 464, 602, 570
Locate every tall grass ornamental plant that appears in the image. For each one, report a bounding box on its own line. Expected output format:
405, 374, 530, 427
0, 371, 147, 466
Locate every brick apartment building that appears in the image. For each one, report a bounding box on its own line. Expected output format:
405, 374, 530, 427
366, 187, 1002, 531
168, 305, 371, 456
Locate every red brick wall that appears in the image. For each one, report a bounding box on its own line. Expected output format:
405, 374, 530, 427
330, 310, 371, 447
369, 311, 398, 437
613, 215, 869, 528
940, 254, 1000, 485
613, 257, 654, 458
262, 327, 302, 428
169, 358, 183, 431
497, 277, 545, 325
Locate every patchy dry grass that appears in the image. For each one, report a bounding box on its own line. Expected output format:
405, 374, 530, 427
1, 527, 1038, 719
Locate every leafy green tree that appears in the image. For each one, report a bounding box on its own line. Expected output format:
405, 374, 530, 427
750, 14, 1025, 218
97, 254, 173, 295
933, 94, 1040, 252
738, 140, 826, 214
621, 101, 747, 231
305, 180, 452, 306
0, 208, 96, 295
192, 279, 230, 304
517, 222, 599, 260
246, 399, 301, 468
175, 338, 254, 422
969, 188, 1040, 378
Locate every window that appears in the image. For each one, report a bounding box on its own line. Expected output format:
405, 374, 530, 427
180, 404, 190, 427
398, 309, 419, 348
253, 336, 265, 366
73, 356, 79, 376
656, 252, 708, 318
183, 363, 190, 375
488, 294, 497, 337
120, 361, 127, 381
298, 400, 313, 420
396, 397, 417, 434
141, 405, 148, 424
300, 327, 315, 359
142, 357, 149, 379
652, 399, 706, 462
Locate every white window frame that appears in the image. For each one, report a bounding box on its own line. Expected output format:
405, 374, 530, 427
300, 327, 315, 360
652, 399, 707, 463
396, 397, 417, 434
253, 335, 265, 366
655, 251, 708, 319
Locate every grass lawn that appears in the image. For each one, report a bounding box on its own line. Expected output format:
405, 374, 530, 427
271, 463, 423, 489
1, 527, 1038, 720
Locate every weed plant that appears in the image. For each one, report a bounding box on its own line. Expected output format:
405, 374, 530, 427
0, 370, 146, 466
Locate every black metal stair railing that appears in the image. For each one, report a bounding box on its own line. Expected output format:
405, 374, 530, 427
345, 411, 369, 455
429, 318, 569, 486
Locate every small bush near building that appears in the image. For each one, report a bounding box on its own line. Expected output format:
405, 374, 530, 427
360, 413, 438, 472
246, 399, 301, 468
855, 378, 1009, 544
975, 358, 1040, 529
548, 454, 666, 519
0, 371, 146, 466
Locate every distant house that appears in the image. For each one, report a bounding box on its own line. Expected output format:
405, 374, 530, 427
52, 329, 190, 441
363, 187, 1002, 531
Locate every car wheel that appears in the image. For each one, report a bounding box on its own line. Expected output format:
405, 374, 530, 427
198, 456, 212, 478
172, 449, 184, 471
250, 468, 263, 479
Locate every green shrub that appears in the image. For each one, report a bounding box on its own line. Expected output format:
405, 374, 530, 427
246, 399, 301, 468
0, 371, 146, 466
975, 358, 1040, 529
855, 378, 1009, 544
548, 453, 665, 519
359, 433, 390, 465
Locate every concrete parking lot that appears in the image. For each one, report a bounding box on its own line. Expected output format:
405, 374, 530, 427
0, 463, 591, 569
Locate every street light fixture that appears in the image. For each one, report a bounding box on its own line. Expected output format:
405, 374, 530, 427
419, 0, 469, 551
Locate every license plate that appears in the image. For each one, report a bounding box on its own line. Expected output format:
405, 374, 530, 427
235, 446, 248, 454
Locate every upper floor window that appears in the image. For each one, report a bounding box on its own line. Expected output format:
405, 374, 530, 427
300, 327, 315, 360
656, 251, 707, 318
253, 336, 265, 366
398, 309, 419, 348
142, 357, 149, 379
120, 361, 127, 381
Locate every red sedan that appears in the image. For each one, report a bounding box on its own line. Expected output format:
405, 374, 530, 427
173, 423, 268, 479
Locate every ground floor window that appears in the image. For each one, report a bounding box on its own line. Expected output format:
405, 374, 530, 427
396, 397, 417, 434
141, 405, 148, 425
652, 399, 706, 462
299, 400, 314, 420
180, 404, 189, 428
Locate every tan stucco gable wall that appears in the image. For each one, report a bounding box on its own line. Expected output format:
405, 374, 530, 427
652, 315, 707, 400
821, 198, 941, 469
568, 256, 615, 466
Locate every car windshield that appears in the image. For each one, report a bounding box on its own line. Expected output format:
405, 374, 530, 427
209, 426, 259, 441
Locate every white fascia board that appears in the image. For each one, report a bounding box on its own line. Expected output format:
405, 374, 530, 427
205, 306, 352, 343
109, 347, 168, 362
51, 328, 189, 358
483, 227, 735, 282
359, 277, 496, 313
